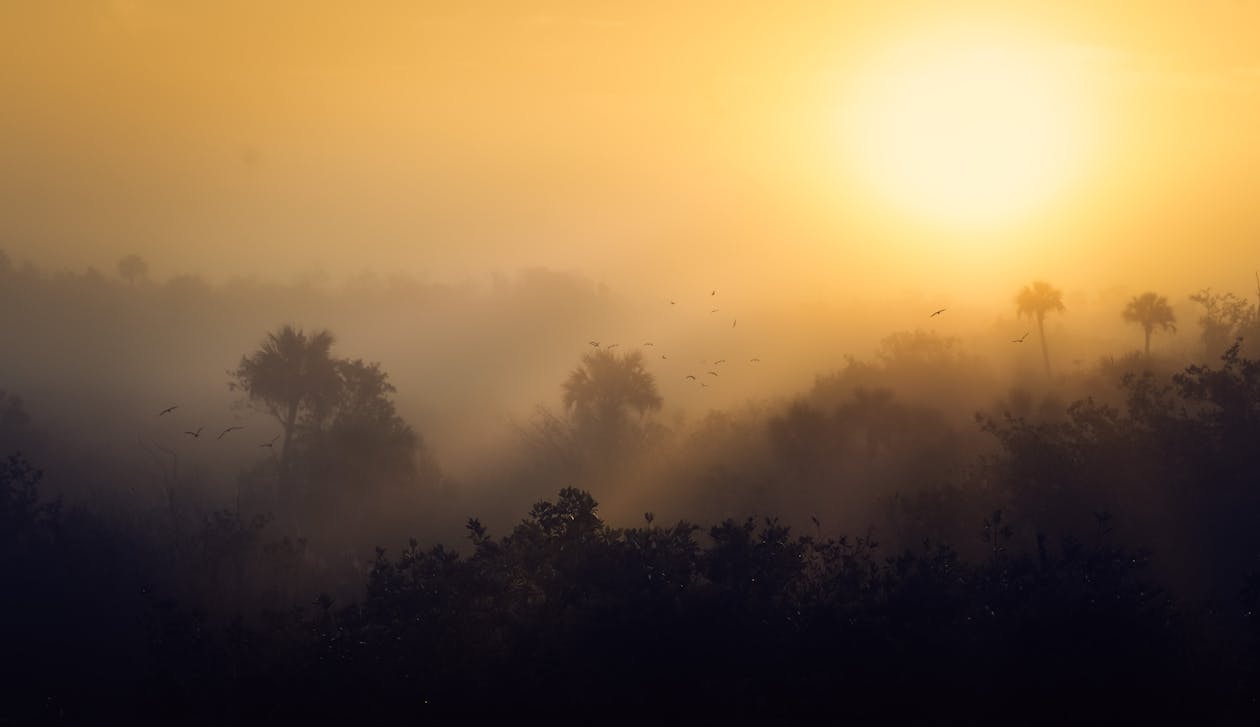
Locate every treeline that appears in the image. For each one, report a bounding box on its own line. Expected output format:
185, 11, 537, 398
6, 252, 1260, 718
5, 342, 1260, 719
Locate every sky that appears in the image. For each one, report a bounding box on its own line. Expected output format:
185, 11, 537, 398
2, 1, 1259, 305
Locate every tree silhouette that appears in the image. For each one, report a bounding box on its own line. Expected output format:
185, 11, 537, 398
304, 358, 421, 493
116, 254, 148, 284
1122, 292, 1176, 356
230, 325, 339, 479
1189, 288, 1258, 359
1015, 280, 1065, 379
562, 348, 662, 453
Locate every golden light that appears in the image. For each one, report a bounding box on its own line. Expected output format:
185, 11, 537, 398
843, 38, 1093, 231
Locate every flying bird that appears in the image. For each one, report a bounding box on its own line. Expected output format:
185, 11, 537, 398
749, 358, 761, 363
661, 355, 668, 360
684, 375, 697, 381
217, 426, 244, 440
588, 341, 600, 348
669, 299, 676, 305
643, 342, 654, 346
184, 427, 203, 438
711, 289, 717, 296
158, 405, 179, 416
606, 343, 619, 350
707, 371, 718, 377
713, 359, 726, 365
930, 308, 947, 317
1012, 332, 1030, 343
700, 382, 710, 388
259, 435, 279, 448
710, 308, 720, 314
732, 319, 737, 327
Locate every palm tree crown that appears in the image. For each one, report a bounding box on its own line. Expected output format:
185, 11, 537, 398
1015, 280, 1065, 379
563, 349, 662, 435
1122, 292, 1176, 355
231, 325, 340, 471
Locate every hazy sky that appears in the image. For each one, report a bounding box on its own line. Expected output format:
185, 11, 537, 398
3, 1, 1258, 303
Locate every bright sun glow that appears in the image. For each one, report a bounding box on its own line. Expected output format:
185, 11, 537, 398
845, 40, 1091, 230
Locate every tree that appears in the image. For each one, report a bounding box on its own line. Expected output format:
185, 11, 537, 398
1015, 280, 1065, 379
230, 325, 340, 478
562, 349, 662, 453
116, 254, 148, 284
232, 327, 427, 516
1189, 288, 1259, 360
1122, 292, 1176, 356
304, 358, 421, 492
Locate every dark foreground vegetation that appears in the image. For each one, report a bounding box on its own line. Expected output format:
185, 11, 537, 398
4, 347, 1260, 722
5, 258, 1260, 721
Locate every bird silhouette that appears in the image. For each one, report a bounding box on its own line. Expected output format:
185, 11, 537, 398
1012, 331, 1030, 343
711, 290, 717, 296
714, 359, 726, 365
259, 435, 279, 448
588, 341, 600, 348
661, 355, 668, 360
710, 308, 720, 313
707, 371, 718, 377
607, 343, 619, 350
930, 308, 947, 317
732, 319, 737, 327
184, 427, 203, 438
158, 405, 178, 416
700, 382, 710, 388
749, 358, 761, 363
643, 342, 654, 346
669, 300, 676, 305
684, 375, 697, 381
217, 425, 244, 440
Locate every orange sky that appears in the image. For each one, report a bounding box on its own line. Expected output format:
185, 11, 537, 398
3, 1, 1259, 304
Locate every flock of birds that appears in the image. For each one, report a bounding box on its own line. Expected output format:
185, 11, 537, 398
156, 405, 275, 447
585, 298, 1032, 395
585, 289, 764, 392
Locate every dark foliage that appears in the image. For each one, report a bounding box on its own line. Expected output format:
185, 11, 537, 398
5, 275, 1260, 720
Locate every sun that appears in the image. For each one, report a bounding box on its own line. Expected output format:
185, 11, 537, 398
844, 39, 1091, 230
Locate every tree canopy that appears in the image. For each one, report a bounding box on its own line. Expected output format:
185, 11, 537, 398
1122, 292, 1176, 355
562, 348, 662, 453
1015, 280, 1065, 378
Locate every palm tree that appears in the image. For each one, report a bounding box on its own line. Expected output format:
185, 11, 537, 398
230, 325, 340, 476
562, 349, 662, 449
1122, 292, 1176, 356
1015, 280, 1065, 379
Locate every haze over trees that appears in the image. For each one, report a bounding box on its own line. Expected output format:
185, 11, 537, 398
1122, 291, 1177, 355
5, 250, 1260, 719
231, 325, 340, 484
116, 253, 148, 284
229, 325, 428, 545
1015, 280, 1066, 378
563, 348, 662, 453
8, 0, 1260, 717
1190, 286, 1260, 360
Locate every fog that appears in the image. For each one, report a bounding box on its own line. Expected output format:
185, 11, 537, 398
2, 246, 1249, 552
4, 3, 1260, 301
5, 2, 1260, 719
